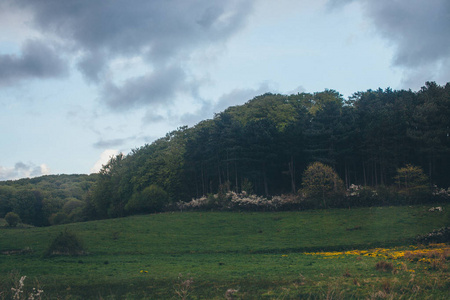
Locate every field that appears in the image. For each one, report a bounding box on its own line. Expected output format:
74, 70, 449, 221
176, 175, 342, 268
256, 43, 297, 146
1, 205, 449, 299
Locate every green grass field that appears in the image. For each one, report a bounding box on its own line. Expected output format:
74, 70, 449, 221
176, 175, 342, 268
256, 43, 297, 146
1, 204, 449, 299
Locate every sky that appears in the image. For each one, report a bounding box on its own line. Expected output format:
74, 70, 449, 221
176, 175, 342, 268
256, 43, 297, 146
0, 0, 449, 181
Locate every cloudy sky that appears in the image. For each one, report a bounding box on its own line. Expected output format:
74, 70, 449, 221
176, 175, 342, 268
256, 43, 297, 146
1, 0, 449, 180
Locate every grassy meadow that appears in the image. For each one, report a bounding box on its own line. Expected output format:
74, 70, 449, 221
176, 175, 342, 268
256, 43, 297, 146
1, 204, 449, 299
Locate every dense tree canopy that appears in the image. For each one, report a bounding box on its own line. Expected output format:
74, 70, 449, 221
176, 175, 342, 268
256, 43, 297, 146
0, 174, 97, 226
2, 82, 449, 222
84, 81, 449, 219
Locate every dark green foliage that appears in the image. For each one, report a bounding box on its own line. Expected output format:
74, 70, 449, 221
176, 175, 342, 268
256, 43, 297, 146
3, 82, 448, 221
0, 174, 97, 226
394, 164, 430, 203
45, 229, 86, 256
84, 82, 450, 219
4, 211, 20, 227
49, 212, 69, 225
125, 185, 168, 214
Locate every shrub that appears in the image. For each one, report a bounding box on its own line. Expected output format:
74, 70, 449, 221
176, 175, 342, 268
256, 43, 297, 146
177, 192, 302, 211
432, 186, 450, 201
125, 185, 169, 214
374, 185, 398, 205
48, 212, 69, 225
346, 185, 381, 207
62, 198, 85, 215
300, 162, 345, 208
45, 229, 86, 256
375, 261, 393, 272
394, 164, 430, 203
5, 212, 21, 227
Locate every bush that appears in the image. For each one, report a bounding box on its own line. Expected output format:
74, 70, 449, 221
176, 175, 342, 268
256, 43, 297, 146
62, 198, 85, 215
375, 261, 393, 272
125, 185, 169, 214
300, 162, 345, 208
394, 164, 430, 204
45, 229, 86, 256
177, 192, 303, 211
5, 212, 21, 227
48, 212, 69, 225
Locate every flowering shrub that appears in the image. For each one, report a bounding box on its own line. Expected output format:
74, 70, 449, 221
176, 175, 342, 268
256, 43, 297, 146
225, 288, 239, 299
9, 275, 43, 300
174, 273, 194, 300
432, 186, 450, 198
177, 182, 447, 212
347, 184, 362, 196
177, 191, 303, 211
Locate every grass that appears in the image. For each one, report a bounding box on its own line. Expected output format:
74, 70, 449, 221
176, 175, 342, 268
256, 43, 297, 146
0, 204, 449, 299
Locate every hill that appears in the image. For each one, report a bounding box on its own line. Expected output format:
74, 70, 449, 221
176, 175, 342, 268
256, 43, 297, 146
1, 82, 449, 224
1, 205, 449, 298
0, 174, 97, 226
88, 82, 450, 219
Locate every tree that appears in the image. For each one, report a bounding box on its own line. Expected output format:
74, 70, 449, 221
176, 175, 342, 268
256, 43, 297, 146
5, 212, 21, 227
300, 162, 345, 208
408, 82, 450, 186
394, 164, 429, 202
125, 185, 168, 214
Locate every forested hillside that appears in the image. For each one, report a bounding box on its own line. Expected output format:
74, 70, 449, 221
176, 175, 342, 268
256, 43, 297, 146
1, 82, 449, 224
89, 82, 450, 218
0, 174, 97, 226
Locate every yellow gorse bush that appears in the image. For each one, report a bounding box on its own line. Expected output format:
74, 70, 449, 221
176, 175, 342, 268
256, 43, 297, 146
304, 243, 449, 261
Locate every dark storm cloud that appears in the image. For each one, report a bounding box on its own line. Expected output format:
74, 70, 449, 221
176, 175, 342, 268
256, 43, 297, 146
101, 65, 191, 111
0, 39, 68, 85
329, 0, 450, 75
8, 0, 254, 106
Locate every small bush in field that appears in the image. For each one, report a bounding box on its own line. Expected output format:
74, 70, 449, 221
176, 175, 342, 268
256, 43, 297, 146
375, 261, 393, 272
45, 229, 86, 256
5, 212, 21, 227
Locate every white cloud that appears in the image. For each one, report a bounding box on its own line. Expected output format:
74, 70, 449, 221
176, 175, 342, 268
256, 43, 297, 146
0, 162, 50, 181
90, 149, 120, 174
39, 164, 50, 175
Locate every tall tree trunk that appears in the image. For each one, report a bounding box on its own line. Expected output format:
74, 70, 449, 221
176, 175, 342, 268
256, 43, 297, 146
201, 164, 205, 196
289, 155, 296, 193
235, 161, 239, 192
363, 162, 367, 186
217, 159, 222, 186
263, 162, 269, 196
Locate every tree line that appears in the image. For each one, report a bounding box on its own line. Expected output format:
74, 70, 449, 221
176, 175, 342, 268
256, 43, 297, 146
87, 81, 450, 218
1, 82, 449, 224
0, 174, 97, 226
